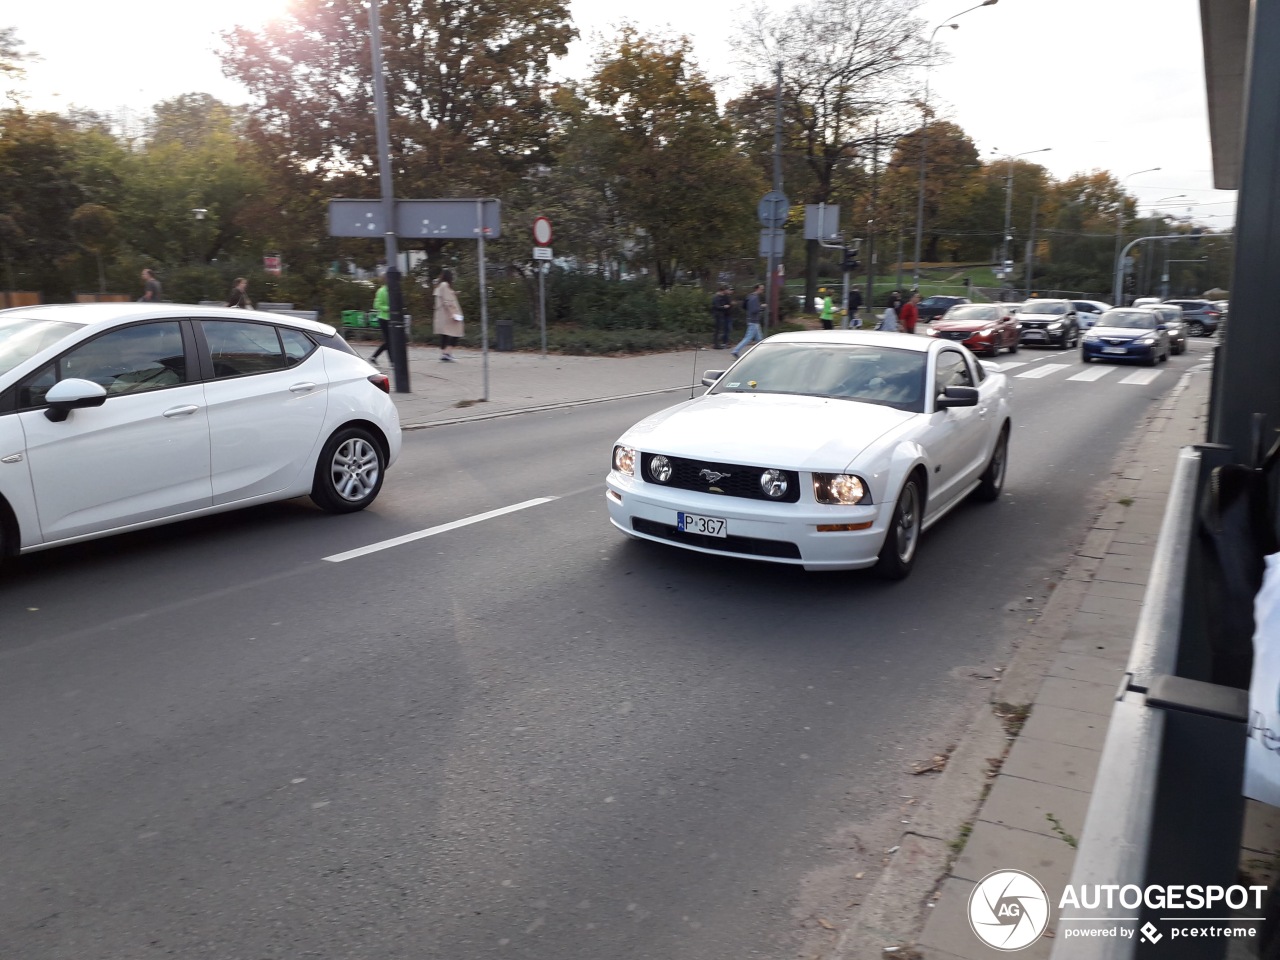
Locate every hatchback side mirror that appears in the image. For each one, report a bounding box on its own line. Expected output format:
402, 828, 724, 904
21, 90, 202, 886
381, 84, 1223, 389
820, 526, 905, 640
936, 385, 979, 409
44, 378, 107, 422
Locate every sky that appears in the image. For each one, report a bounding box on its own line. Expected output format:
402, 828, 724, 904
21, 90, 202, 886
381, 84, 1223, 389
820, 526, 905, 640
6, 0, 1235, 227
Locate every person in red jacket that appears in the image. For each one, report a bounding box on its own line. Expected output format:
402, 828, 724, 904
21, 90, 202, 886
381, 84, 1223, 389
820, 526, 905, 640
899, 291, 920, 334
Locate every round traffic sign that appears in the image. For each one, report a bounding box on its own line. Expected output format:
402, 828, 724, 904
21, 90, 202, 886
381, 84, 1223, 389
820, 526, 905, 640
758, 191, 789, 228
532, 216, 553, 245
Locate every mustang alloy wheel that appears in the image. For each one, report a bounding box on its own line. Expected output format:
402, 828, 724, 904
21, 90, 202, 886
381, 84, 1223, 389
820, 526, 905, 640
874, 477, 923, 580
311, 426, 386, 513
975, 427, 1009, 502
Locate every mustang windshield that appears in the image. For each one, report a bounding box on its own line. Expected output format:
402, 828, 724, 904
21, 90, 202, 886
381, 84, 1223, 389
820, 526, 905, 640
0, 317, 80, 379
712, 342, 927, 413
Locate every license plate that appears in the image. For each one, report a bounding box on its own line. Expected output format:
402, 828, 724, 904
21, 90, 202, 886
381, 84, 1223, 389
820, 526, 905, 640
1103, 346, 1128, 354
1024, 331, 1046, 340
678, 512, 727, 537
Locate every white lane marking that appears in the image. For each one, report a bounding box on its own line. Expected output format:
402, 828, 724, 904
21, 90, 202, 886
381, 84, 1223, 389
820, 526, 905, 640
1067, 367, 1113, 382
324, 497, 559, 562
994, 361, 1027, 372
1119, 369, 1163, 385
1016, 364, 1071, 380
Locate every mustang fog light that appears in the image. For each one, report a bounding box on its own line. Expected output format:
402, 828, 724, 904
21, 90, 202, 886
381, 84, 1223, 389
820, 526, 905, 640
649, 454, 673, 482
612, 444, 636, 476
813, 473, 869, 505
760, 469, 789, 499
816, 521, 874, 532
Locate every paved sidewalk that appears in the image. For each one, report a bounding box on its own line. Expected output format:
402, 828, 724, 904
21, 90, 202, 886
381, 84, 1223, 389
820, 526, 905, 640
365, 343, 714, 429
834, 355, 1280, 959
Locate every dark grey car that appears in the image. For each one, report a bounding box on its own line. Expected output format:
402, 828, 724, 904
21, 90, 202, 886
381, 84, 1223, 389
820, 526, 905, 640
1141, 305, 1188, 354
1163, 299, 1222, 337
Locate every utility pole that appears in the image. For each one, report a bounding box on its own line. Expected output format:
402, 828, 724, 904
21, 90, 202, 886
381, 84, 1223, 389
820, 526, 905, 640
1025, 195, 1038, 299
766, 61, 784, 333
865, 119, 879, 327
367, 0, 409, 392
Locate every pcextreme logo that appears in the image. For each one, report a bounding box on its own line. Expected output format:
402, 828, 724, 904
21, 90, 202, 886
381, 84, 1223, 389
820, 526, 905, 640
968, 869, 1051, 951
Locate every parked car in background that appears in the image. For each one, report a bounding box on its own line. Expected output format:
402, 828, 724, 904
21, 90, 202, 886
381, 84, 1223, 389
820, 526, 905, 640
1081, 308, 1172, 365
0, 303, 402, 559
1017, 299, 1081, 348
927, 302, 1021, 356
1163, 299, 1222, 337
606, 331, 1012, 580
1143, 304, 1188, 354
917, 295, 970, 323
1133, 297, 1162, 308
1071, 300, 1113, 329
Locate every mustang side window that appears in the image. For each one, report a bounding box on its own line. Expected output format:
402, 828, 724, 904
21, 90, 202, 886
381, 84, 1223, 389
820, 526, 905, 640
934, 351, 973, 396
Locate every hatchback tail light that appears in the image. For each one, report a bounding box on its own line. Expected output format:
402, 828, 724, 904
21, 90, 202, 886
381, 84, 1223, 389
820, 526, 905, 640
367, 373, 390, 394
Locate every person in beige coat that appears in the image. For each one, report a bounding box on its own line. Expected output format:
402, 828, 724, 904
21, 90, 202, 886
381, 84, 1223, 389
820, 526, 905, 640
433, 268, 464, 362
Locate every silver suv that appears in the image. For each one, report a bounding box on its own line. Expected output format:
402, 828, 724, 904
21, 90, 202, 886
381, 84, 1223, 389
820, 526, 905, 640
1162, 299, 1221, 337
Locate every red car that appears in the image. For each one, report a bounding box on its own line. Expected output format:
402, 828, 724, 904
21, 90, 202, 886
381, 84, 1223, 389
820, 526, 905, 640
927, 303, 1021, 356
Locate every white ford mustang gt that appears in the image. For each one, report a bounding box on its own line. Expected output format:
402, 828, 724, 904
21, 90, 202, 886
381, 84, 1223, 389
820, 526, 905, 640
606, 331, 1012, 579
0, 303, 401, 558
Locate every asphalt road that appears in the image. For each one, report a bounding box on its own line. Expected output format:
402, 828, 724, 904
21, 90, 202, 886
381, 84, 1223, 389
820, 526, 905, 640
0, 340, 1214, 960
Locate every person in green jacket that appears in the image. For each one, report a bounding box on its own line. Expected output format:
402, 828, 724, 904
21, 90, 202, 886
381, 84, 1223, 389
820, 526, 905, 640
370, 276, 390, 364
819, 288, 835, 330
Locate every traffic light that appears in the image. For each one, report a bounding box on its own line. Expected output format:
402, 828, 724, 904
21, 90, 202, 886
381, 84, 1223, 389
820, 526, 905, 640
842, 250, 860, 271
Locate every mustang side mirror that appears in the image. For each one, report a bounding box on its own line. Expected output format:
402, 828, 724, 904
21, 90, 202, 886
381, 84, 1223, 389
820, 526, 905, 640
701, 370, 726, 387
936, 385, 979, 409
44, 378, 108, 422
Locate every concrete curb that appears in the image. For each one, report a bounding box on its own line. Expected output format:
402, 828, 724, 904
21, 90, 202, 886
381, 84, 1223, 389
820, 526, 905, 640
831, 364, 1206, 959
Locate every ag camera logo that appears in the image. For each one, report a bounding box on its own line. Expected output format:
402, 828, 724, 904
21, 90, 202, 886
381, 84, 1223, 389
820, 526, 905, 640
968, 869, 1051, 951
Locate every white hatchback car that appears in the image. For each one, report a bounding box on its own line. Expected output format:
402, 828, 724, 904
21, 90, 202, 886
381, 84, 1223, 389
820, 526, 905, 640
606, 331, 1011, 579
0, 304, 402, 557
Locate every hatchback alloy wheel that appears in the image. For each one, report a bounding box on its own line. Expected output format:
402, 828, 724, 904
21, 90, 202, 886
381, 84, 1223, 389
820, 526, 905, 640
1188, 320, 1205, 337
311, 426, 386, 513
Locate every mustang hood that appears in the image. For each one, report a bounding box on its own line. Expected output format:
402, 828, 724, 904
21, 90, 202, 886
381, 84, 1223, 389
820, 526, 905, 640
619, 393, 916, 470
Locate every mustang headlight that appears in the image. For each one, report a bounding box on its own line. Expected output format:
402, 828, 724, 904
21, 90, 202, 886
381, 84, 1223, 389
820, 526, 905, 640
927, 327, 940, 337
649, 454, 673, 482
760, 469, 789, 499
612, 444, 636, 476
813, 473, 870, 505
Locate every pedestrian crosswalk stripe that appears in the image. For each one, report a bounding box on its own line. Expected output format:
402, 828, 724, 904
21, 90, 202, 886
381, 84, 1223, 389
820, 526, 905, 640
1016, 364, 1072, 379
1067, 367, 1113, 382
995, 361, 1027, 372
1119, 369, 1163, 385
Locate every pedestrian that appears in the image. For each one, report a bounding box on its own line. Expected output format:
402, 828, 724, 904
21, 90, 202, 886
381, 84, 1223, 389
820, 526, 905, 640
732, 283, 766, 358
899, 291, 920, 335
711, 285, 734, 349
369, 275, 391, 365
226, 277, 253, 310
878, 293, 901, 332
433, 267, 464, 362
818, 288, 835, 330
846, 288, 864, 329
138, 268, 162, 303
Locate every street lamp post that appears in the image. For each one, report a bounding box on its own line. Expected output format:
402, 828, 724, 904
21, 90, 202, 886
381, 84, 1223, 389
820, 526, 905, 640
911, 0, 998, 290
998, 147, 1051, 286
1112, 167, 1160, 305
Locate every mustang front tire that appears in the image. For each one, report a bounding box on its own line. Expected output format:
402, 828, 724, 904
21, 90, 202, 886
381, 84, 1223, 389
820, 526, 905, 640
311, 426, 386, 513
975, 426, 1009, 503
874, 476, 923, 581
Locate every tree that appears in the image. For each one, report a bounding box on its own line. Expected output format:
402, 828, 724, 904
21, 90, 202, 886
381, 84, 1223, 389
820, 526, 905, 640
732, 0, 932, 300
880, 122, 983, 264
575, 28, 763, 286
1, 27, 29, 103
70, 203, 117, 292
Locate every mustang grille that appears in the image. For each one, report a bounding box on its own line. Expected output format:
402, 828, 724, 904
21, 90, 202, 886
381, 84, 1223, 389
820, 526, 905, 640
631, 518, 802, 559
642, 454, 801, 503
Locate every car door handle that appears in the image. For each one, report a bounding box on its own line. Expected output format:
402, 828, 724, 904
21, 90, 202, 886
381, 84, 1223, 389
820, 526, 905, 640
162, 405, 200, 418
289, 382, 318, 394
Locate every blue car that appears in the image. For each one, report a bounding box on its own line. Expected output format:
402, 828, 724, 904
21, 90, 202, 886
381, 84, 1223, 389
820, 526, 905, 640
1081, 308, 1172, 366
